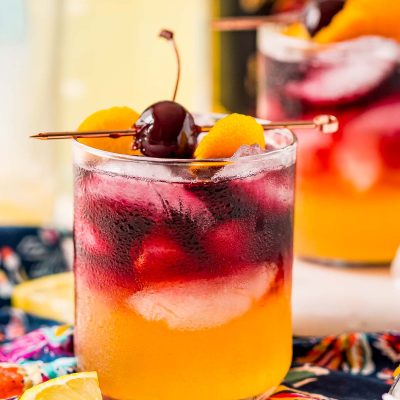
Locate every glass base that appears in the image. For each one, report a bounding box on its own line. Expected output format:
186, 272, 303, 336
103, 387, 275, 400
299, 255, 391, 268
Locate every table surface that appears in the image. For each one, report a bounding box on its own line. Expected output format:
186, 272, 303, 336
292, 259, 400, 336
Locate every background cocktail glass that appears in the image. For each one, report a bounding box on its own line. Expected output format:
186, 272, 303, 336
73, 116, 296, 400
258, 24, 400, 265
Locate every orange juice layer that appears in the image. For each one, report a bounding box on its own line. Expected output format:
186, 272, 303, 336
75, 281, 292, 400
295, 179, 400, 263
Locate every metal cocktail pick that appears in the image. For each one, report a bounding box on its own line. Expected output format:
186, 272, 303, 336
30, 115, 338, 140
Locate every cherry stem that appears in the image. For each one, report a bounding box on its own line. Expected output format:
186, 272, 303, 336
159, 29, 181, 102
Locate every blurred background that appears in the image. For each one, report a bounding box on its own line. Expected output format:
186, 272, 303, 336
0, 0, 209, 227
0, 0, 306, 228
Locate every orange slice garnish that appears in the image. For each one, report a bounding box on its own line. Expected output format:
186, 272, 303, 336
314, 0, 400, 43
194, 113, 265, 159
78, 106, 141, 155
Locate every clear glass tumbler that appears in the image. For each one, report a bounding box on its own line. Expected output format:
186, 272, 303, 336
73, 117, 296, 400
258, 24, 400, 265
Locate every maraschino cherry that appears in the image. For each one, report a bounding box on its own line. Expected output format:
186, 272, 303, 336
303, 0, 345, 36
132, 30, 198, 158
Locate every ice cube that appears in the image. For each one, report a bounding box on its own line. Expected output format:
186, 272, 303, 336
214, 145, 267, 180
80, 172, 212, 224
134, 229, 191, 282
296, 125, 334, 176
287, 37, 399, 106
82, 173, 157, 212
150, 180, 213, 220
74, 218, 110, 255
334, 142, 381, 191
128, 263, 277, 330
265, 129, 293, 150
232, 144, 265, 158
331, 97, 400, 191
102, 159, 179, 182
229, 167, 295, 213
203, 220, 251, 267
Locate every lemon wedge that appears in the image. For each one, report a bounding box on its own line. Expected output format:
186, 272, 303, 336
20, 372, 102, 400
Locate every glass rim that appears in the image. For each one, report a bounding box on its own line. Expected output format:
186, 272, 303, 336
72, 116, 297, 166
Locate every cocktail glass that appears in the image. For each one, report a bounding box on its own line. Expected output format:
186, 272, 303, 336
258, 24, 400, 265
73, 115, 296, 400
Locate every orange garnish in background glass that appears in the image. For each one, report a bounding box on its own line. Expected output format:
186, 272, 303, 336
314, 0, 400, 43
194, 113, 265, 159
78, 107, 141, 155
283, 22, 311, 39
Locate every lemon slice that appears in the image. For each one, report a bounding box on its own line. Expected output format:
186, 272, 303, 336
20, 372, 102, 400
78, 106, 141, 155
395, 365, 400, 377
12, 272, 74, 324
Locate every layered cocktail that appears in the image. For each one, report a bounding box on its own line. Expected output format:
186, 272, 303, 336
257, 0, 400, 264
48, 28, 300, 399
73, 111, 296, 399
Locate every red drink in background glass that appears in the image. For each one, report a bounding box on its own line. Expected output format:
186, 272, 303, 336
258, 25, 400, 264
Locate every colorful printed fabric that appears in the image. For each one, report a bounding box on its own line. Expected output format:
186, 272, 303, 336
0, 309, 398, 400
0, 319, 76, 398
0, 227, 72, 307
0, 227, 398, 399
